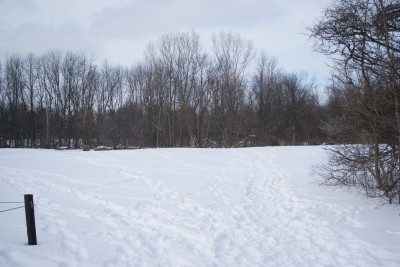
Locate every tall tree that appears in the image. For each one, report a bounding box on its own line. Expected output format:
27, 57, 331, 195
311, 0, 400, 203
0, 60, 5, 147
5, 55, 26, 147
252, 54, 282, 145
211, 31, 254, 147
22, 53, 39, 147
42, 51, 62, 147
97, 61, 124, 148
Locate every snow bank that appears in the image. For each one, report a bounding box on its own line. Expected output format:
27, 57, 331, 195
0, 147, 399, 266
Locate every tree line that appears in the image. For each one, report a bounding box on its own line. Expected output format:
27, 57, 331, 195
0, 31, 327, 149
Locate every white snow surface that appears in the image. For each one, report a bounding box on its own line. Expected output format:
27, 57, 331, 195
0, 146, 399, 267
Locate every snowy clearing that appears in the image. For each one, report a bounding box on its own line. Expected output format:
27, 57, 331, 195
0, 146, 399, 266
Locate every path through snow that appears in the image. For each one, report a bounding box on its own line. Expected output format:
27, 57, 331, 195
0, 147, 399, 266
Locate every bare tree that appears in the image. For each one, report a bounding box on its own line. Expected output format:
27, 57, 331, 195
252, 54, 281, 145
0, 60, 5, 147
42, 51, 63, 147
311, 0, 400, 203
77, 54, 98, 148
22, 53, 39, 147
252, 54, 321, 146
281, 73, 318, 145
5, 54, 26, 147
97, 61, 124, 148
211, 31, 254, 147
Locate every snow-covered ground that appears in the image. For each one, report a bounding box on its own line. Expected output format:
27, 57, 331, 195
0, 146, 399, 267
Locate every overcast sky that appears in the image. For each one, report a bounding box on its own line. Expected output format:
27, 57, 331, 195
0, 0, 332, 86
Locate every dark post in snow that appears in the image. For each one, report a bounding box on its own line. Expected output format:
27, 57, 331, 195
24, 194, 37, 245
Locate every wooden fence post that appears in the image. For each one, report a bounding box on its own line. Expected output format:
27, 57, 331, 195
24, 194, 37, 245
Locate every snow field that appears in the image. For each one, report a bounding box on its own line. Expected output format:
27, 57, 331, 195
0, 147, 399, 266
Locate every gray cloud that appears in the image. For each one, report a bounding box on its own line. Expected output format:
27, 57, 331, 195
1, 23, 97, 57
89, 0, 285, 39
0, 0, 331, 85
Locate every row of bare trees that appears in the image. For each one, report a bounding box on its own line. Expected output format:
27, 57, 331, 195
0, 31, 324, 149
